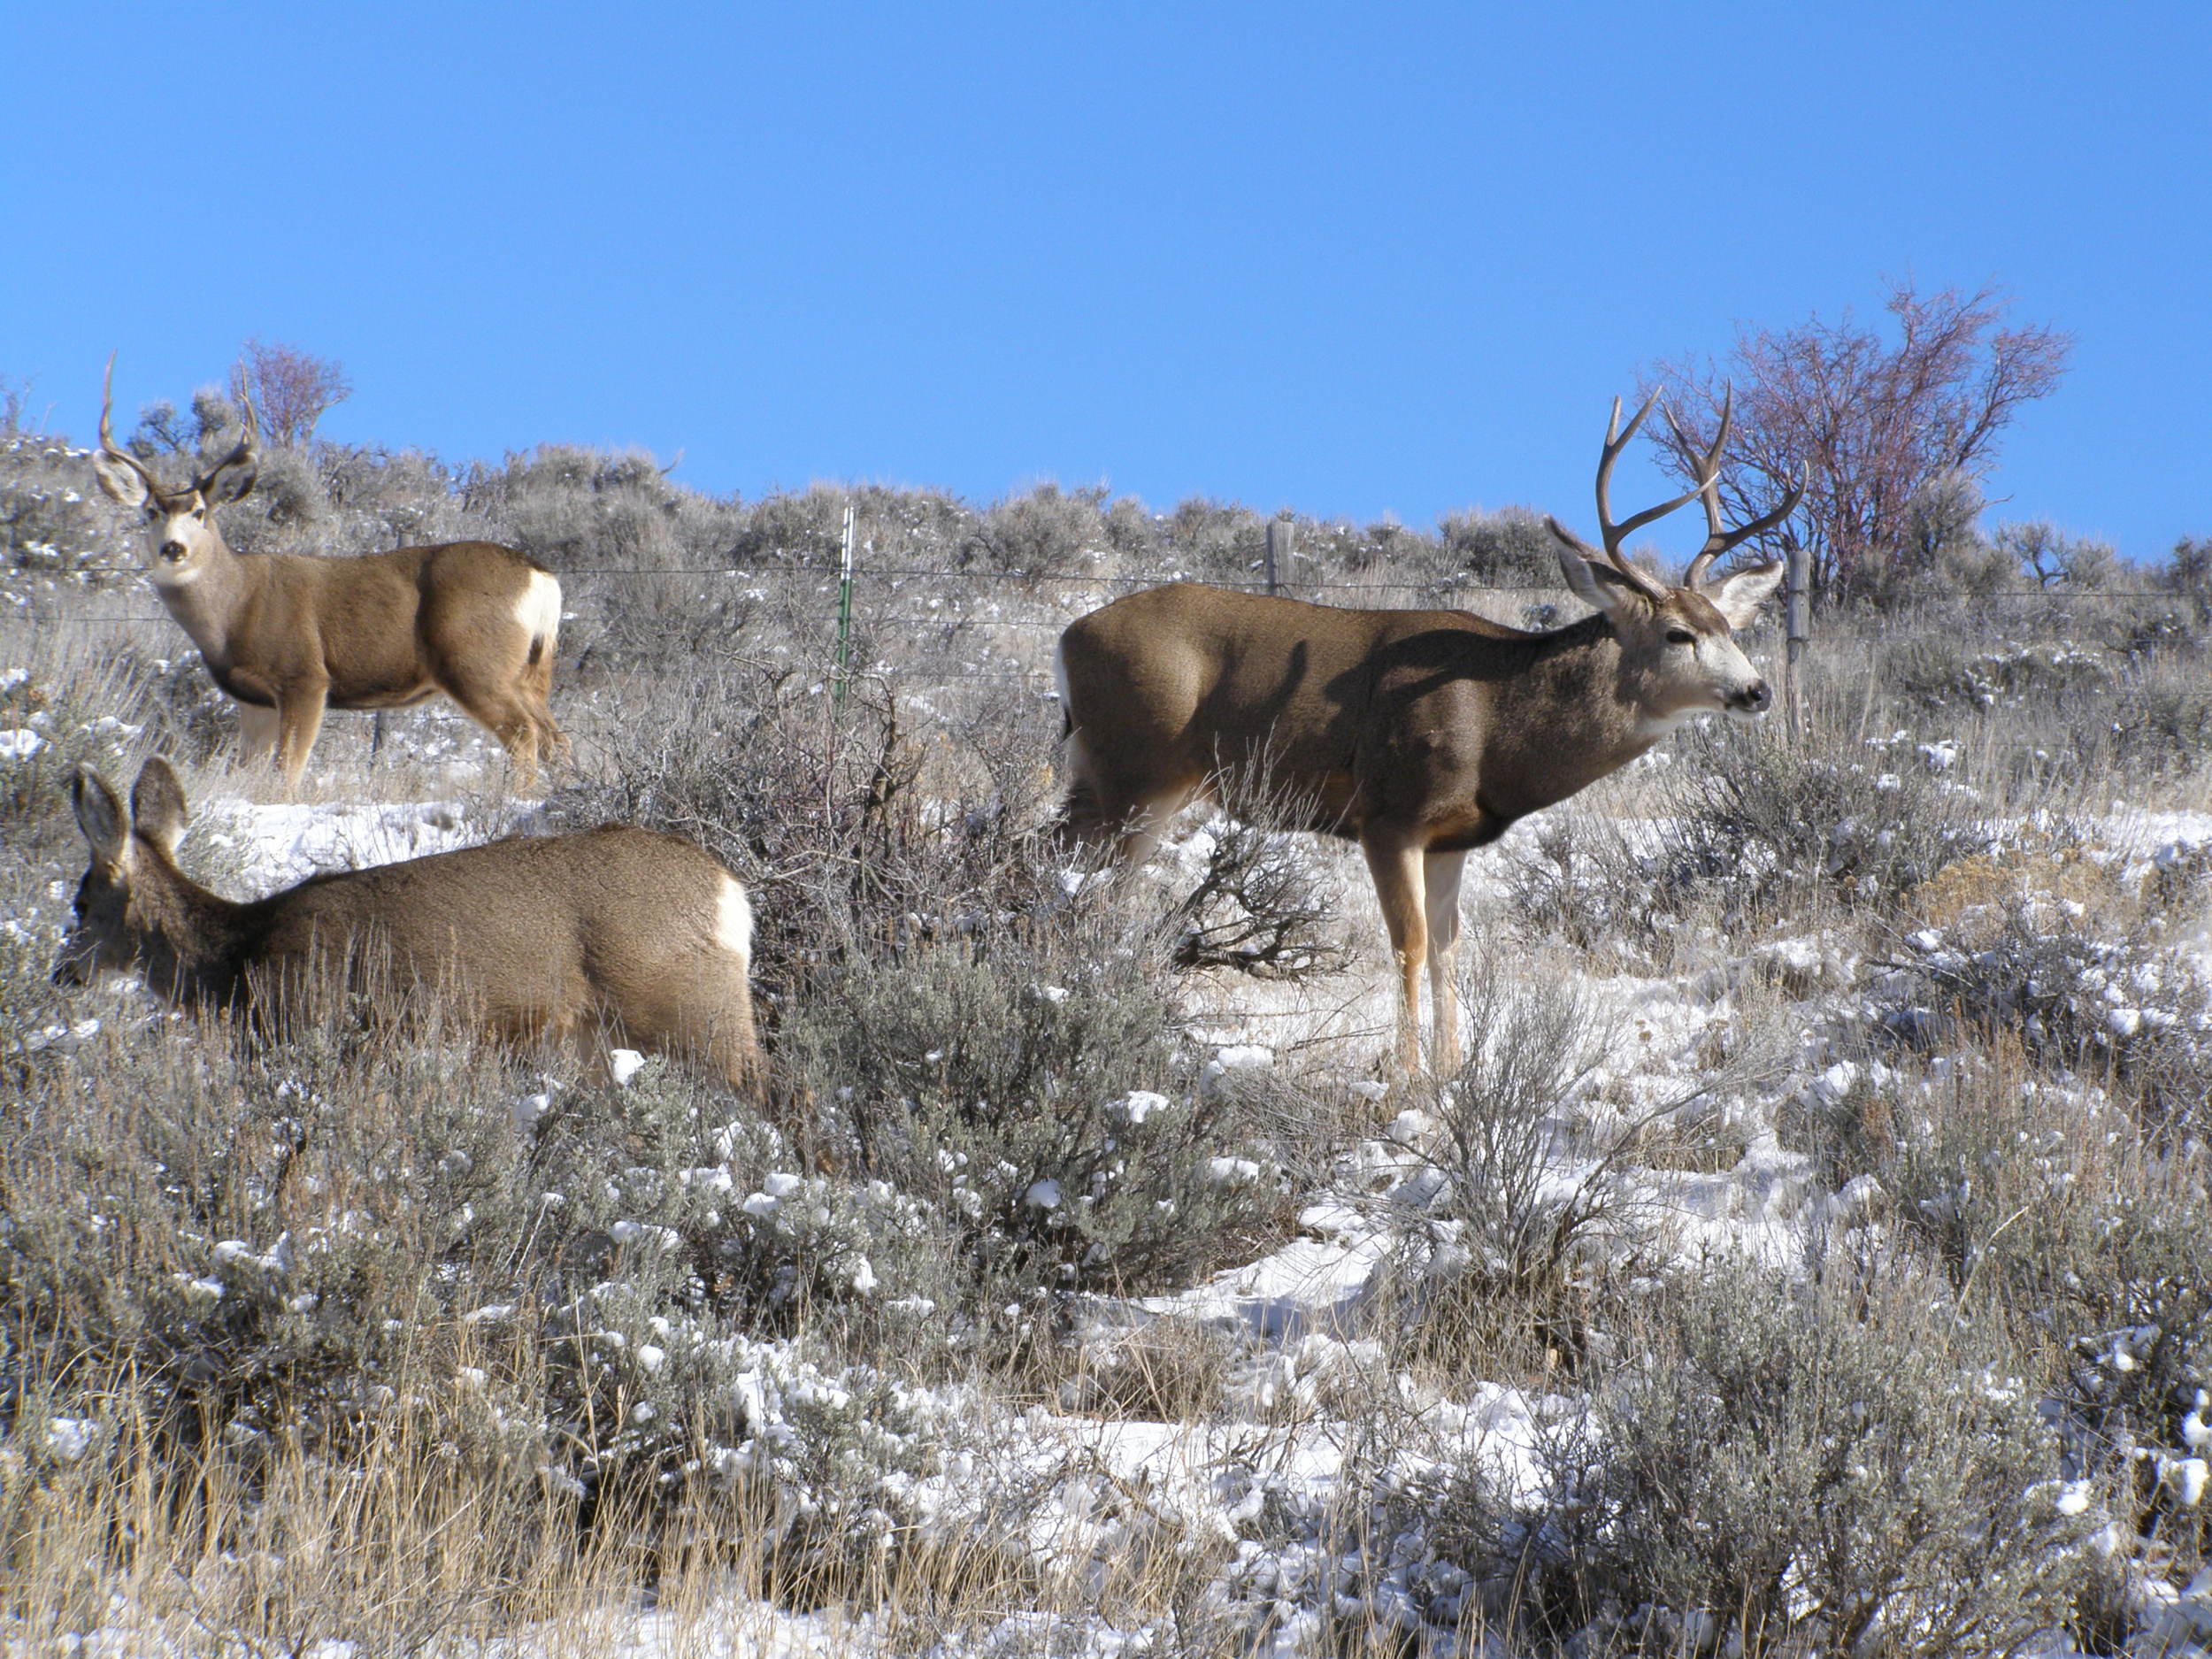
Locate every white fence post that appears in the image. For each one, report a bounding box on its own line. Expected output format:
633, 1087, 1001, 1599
833, 502, 856, 711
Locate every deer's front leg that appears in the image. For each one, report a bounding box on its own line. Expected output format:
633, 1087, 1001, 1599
1362, 829, 1430, 1073
273, 680, 330, 793
1422, 848, 1468, 1072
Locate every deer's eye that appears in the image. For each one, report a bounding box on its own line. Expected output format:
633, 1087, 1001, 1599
1665, 627, 1696, 646
191, 507, 206, 521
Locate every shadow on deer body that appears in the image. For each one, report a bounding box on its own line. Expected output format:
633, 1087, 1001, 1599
90, 357, 566, 792
56, 758, 760, 1095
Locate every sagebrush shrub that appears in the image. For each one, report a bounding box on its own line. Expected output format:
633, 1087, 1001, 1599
1876, 894, 2212, 1130
0, 434, 127, 586
1504, 722, 1983, 954
555, 664, 1061, 1018
1648, 723, 1981, 927
781, 934, 1294, 1307
0, 990, 999, 1556
1437, 506, 1558, 589
961, 483, 1107, 580
1420, 1259, 2093, 1656
1370, 967, 1643, 1378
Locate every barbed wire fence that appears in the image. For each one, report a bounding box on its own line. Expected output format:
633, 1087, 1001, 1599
17, 524, 2208, 733
25, 560, 2204, 624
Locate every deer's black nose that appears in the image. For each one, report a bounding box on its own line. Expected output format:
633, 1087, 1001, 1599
1732, 680, 1773, 714
160, 540, 188, 561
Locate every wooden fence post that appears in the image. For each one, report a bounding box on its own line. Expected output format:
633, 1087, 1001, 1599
1264, 520, 1292, 596
1783, 542, 1810, 740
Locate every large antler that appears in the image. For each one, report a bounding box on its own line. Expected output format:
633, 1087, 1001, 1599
97, 352, 164, 501
1682, 468, 1806, 588
1681, 390, 1806, 588
192, 384, 258, 497
1547, 393, 1716, 602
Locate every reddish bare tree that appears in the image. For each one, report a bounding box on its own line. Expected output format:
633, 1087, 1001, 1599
1640, 281, 2070, 598
228, 338, 354, 449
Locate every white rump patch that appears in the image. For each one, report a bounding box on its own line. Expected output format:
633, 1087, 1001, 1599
1051, 638, 1072, 713
517, 569, 563, 643
715, 875, 754, 969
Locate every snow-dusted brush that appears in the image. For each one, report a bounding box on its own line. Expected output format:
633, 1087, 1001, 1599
89, 356, 568, 792
54, 757, 761, 1094
1056, 392, 1801, 1071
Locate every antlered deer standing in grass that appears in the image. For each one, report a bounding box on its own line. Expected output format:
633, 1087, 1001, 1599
90, 357, 566, 791
55, 757, 761, 1094
1056, 395, 1801, 1071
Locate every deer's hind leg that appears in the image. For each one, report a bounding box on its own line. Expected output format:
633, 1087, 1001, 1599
685, 975, 764, 1099
1059, 731, 1205, 867
434, 660, 550, 786
519, 624, 569, 764
420, 598, 563, 787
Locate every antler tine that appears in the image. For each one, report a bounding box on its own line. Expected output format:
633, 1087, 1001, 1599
1677, 388, 1809, 587
1678, 388, 1740, 587
1593, 393, 1655, 532
97, 352, 163, 496
1685, 462, 1809, 588
192, 380, 259, 495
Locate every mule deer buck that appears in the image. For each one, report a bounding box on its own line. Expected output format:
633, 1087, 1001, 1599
90, 357, 567, 790
1056, 393, 1801, 1071
56, 757, 761, 1094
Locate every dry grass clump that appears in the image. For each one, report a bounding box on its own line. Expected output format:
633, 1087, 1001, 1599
1853, 1039, 2212, 1594
1041, 1314, 1250, 1421
1783, 1030, 2212, 1620
0, 986, 1051, 1642
1871, 851, 2212, 1131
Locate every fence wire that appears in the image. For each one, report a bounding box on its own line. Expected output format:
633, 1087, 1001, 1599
23, 557, 2204, 630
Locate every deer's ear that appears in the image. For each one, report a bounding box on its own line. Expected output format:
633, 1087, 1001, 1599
73, 769, 130, 865
130, 757, 190, 855
92, 452, 150, 510
1705, 559, 1786, 629
1551, 535, 1642, 621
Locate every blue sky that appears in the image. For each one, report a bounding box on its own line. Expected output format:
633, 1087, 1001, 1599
7, 3, 2208, 558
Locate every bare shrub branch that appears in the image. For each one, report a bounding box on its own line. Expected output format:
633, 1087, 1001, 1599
230, 337, 354, 448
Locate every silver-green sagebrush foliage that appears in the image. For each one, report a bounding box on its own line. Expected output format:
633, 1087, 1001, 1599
6, 384, 2212, 1652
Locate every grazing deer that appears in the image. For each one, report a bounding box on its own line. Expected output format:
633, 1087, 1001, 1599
90, 357, 567, 790
1056, 394, 1801, 1071
56, 757, 761, 1094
